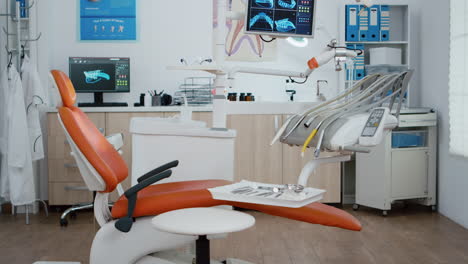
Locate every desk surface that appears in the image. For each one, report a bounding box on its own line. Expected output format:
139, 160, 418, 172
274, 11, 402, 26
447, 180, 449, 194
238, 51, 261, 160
43, 101, 319, 115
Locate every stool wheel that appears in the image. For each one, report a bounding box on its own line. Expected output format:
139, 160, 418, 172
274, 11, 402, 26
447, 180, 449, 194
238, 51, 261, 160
60, 218, 68, 227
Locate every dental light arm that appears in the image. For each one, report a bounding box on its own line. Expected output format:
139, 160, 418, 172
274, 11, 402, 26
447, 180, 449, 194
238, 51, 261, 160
227, 40, 358, 83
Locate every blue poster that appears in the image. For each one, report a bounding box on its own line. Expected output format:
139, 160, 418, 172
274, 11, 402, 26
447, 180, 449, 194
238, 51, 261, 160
80, 0, 137, 41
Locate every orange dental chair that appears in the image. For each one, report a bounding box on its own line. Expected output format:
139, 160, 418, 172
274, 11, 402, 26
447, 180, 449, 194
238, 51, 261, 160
50, 70, 361, 264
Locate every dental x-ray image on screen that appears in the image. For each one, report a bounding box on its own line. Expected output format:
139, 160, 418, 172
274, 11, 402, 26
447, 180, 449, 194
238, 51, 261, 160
71, 63, 116, 91
246, 0, 316, 38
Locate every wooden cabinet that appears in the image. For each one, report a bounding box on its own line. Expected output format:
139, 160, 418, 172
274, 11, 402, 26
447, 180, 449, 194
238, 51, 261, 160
47, 111, 342, 205
105, 112, 164, 201
105, 113, 164, 190
47, 112, 105, 205
227, 115, 283, 184
282, 147, 341, 203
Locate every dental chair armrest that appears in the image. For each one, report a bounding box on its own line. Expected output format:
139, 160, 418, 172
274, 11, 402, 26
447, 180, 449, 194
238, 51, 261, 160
137, 160, 179, 183
126, 170, 172, 198
115, 170, 173, 233
106, 133, 124, 152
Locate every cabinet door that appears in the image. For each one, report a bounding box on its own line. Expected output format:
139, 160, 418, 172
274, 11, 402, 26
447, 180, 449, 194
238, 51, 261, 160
227, 115, 283, 184
391, 150, 428, 198
192, 112, 213, 128
47, 113, 105, 205
48, 183, 93, 206
105, 112, 164, 196
282, 148, 341, 203
281, 115, 341, 203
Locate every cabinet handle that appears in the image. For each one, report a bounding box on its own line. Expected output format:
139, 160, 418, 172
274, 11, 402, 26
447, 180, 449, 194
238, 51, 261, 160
425, 151, 429, 195
64, 163, 78, 168
64, 186, 88, 191
400, 119, 435, 123
274, 115, 279, 132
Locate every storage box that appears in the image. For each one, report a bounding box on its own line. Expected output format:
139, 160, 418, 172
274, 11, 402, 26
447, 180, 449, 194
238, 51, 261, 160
365, 64, 408, 75
392, 130, 427, 148
370, 47, 402, 65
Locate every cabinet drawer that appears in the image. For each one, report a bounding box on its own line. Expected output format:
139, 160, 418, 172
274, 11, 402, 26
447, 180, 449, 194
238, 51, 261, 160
48, 182, 93, 206
48, 158, 84, 183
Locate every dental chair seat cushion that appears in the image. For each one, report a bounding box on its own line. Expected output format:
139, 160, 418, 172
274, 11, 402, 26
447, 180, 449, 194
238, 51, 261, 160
111, 180, 362, 231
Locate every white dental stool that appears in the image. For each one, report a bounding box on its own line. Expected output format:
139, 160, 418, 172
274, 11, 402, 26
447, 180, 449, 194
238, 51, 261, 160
152, 208, 255, 264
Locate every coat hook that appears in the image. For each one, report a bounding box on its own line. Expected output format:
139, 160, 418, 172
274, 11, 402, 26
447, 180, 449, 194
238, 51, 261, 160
22, 32, 42, 42
2, 27, 17, 36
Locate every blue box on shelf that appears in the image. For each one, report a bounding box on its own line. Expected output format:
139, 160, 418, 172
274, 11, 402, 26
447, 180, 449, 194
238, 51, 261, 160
392, 131, 426, 148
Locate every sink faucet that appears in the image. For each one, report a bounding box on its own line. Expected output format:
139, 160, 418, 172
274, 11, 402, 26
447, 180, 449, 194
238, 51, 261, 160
317, 80, 328, 101
286, 89, 296, 102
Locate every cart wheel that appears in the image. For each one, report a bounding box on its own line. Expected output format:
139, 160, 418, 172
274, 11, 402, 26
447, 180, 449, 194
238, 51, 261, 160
352, 204, 360, 211
382, 210, 388, 217
60, 218, 68, 227
431, 205, 437, 212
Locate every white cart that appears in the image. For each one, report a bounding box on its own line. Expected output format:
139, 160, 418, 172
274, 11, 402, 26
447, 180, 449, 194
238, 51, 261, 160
354, 109, 437, 216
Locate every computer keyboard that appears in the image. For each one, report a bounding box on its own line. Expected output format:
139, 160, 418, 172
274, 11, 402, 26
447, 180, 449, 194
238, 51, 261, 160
78, 102, 128, 107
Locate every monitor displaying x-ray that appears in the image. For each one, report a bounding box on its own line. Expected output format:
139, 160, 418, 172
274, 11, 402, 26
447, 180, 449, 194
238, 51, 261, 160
69, 57, 130, 93
245, 0, 316, 38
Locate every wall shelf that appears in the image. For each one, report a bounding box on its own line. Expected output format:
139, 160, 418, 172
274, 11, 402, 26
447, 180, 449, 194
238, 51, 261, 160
345, 41, 408, 45
339, 3, 412, 105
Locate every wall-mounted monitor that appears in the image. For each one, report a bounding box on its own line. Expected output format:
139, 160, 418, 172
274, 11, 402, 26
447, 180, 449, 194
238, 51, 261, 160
245, 0, 317, 38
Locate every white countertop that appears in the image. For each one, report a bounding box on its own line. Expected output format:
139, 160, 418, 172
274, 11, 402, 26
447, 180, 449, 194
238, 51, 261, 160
44, 105, 213, 113
44, 101, 319, 115
226, 101, 318, 115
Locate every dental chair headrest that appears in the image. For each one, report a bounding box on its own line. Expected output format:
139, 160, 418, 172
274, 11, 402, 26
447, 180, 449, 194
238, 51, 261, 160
51, 70, 76, 107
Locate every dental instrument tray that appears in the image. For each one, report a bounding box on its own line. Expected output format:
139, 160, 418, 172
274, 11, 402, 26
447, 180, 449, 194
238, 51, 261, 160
208, 180, 326, 208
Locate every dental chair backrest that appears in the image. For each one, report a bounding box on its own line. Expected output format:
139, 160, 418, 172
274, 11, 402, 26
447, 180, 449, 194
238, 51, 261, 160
50, 70, 128, 194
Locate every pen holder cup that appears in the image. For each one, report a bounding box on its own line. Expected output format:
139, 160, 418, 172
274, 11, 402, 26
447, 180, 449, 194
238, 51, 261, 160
152, 96, 162, 106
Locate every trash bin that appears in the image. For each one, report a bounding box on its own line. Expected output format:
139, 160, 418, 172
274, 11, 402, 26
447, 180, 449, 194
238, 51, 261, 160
130, 116, 236, 185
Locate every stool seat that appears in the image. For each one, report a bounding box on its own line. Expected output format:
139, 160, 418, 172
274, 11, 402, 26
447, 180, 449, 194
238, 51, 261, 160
152, 207, 255, 236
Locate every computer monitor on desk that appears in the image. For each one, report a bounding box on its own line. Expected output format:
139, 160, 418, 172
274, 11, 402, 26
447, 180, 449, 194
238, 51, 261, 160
69, 57, 130, 107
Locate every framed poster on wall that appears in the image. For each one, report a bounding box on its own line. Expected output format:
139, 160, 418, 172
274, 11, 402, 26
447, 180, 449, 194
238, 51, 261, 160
80, 0, 137, 41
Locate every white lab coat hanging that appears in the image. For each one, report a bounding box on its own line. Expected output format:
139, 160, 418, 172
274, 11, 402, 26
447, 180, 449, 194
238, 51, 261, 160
21, 55, 47, 161
0, 66, 36, 206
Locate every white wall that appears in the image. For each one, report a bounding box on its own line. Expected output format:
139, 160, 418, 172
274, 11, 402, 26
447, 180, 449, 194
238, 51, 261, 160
38, 0, 360, 105
419, 0, 468, 229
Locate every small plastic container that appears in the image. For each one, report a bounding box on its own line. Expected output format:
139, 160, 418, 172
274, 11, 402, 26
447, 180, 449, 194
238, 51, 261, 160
365, 64, 408, 75
370, 47, 402, 65
392, 130, 428, 148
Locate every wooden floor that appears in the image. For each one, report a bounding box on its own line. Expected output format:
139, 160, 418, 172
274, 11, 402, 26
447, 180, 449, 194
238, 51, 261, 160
1, 205, 468, 264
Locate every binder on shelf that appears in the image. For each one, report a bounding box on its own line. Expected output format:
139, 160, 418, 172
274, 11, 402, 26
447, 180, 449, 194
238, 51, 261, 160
345, 44, 356, 81
19, 0, 27, 18
358, 5, 369, 41
346, 5, 359, 42
354, 44, 365, 80
368, 6, 380, 41
380, 5, 390, 41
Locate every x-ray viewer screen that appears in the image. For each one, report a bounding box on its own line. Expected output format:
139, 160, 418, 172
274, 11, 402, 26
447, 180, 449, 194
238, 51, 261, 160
246, 0, 315, 37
